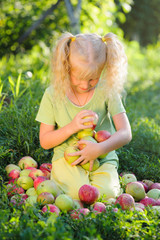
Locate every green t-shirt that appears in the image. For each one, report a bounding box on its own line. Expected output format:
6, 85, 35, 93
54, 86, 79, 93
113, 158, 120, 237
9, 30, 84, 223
36, 85, 126, 168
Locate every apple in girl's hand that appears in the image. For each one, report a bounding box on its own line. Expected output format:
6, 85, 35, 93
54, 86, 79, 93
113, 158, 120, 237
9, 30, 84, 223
81, 159, 100, 171
8, 169, 20, 179
78, 135, 97, 150
37, 192, 55, 205
34, 176, 47, 190
94, 130, 111, 142
29, 169, 44, 180
77, 129, 94, 139
78, 184, 100, 205
55, 194, 74, 212
39, 163, 52, 173
18, 156, 38, 169
115, 193, 135, 210
64, 146, 80, 164
83, 112, 99, 130
42, 204, 60, 215
17, 176, 34, 190
5, 164, 21, 174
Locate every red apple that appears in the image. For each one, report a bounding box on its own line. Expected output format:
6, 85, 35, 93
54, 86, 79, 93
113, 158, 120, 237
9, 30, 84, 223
37, 192, 55, 205
134, 202, 145, 211
5, 164, 21, 174
10, 194, 28, 206
94, 130, 111, 142
8, 169, 20, 179
78, 184, 100, 205
26, 167, 37, 170
142, 179, 154, 188
83, 112, 99, 130
93, 202, 106, 212
29, 169, 44, 180
7, 183, 25, 197
18, 156, 38, 169
115, 193, 135, 210
70, 208, 90, 219
140, 197, 157, 206
149, 183, 160, 190
34, 176, 47, 190
40, 163, 52, 173
156, 199, 160, 206
137, 181, 149, 192
42, 204, 60, 215
40, 169, 51, 179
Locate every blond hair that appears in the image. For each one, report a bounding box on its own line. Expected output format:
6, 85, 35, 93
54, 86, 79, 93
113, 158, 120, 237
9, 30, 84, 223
51, 32, 127, 100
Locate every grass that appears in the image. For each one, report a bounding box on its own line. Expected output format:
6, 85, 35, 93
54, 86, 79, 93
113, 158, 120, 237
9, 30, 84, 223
0, 40, 160, 239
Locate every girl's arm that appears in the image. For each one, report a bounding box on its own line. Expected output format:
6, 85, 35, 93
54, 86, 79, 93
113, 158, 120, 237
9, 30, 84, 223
70, 112, 132, 169
39, 110, 95, 149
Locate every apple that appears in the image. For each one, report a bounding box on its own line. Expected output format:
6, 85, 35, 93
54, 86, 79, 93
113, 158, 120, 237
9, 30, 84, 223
39, 163, 52, 173
40, 169, 51, 179
156, 199, 160, 206
37, 192, 55, 205
29, 169, 44, 180
36, 180, 60, 197
83, 112, 99, 130
18, 156, 38, 169
7, 183, 25, 197
64, 146, 80, 164
26, 167, 37, 170
147, 189, 160, 199
17, 176, 34, 190
26, 187, 37, 196
137, 181, 149, 192
134, 202, 145, 211
10, 194, 27, 206
120, 171, 135, 177
70, 208, 90, 219
94, 130, 111, 143
5, 164, 21, 174
34, 176, 47, 190
131, 206, 144, 212
115, 193, 135, 210
55, 194, 74, 212
78, 184, 100, 205
121, 174, 137, 186
73, 199, 84, 209
149, 183, 160, 190
81, 159, 100, 171
20, 169, 32, 177
77, 129, 94, 139
93, 202, 106, 212
25, 195, 38, 206
78, 135, 97, 150
8, 178, 18, 184
42, 204, 60, 216
103, 197, 116, 205
140, 197, 157, 206
8, 169, 20, 179
142, 179, 154, 188
126, 182, 146, 201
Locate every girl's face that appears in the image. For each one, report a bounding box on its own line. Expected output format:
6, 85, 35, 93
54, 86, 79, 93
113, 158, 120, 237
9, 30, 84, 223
70, 73, 99, 94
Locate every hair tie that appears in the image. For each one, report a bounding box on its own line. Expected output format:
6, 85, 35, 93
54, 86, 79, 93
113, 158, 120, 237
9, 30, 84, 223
101, 37, 106, 42
71, 36, 76, 42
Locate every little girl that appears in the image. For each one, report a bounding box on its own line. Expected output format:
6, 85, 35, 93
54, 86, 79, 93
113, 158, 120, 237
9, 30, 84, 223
36, 32, 132, 200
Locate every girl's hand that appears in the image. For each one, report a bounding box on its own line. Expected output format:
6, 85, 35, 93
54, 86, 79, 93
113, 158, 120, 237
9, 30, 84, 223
70, 110, 95, 134
68, 140, 101, 171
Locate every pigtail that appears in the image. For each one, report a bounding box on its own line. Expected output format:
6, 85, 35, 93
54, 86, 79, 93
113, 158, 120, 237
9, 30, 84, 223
51, 32, 74, 100
102, 33, 128, 97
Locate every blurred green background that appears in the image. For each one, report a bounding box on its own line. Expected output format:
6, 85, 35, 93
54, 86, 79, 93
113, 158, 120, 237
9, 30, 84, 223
0, 0, 160, 182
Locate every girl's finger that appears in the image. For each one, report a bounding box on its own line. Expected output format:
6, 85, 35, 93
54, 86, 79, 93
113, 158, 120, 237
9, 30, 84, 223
71, 156, 83, 166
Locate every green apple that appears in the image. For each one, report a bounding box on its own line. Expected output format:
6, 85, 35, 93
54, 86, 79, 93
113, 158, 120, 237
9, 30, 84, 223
18, 156, 38, 169
147, 189, 160, 199
121, 173, 137, 186
77, 129, 94, 139
36, 180, 60, 197
98, 153, 108, 159
126, 181, 145, 201
55, 194, 74, 212
17, 176, 34, 190
83, 112, 99, 130
20, 169, 32, 177
81, 159, 100, 171
25, 195, 37, 206
64, 146, 80, 164
26, 187, 37, 196
5, 164, 21, 174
